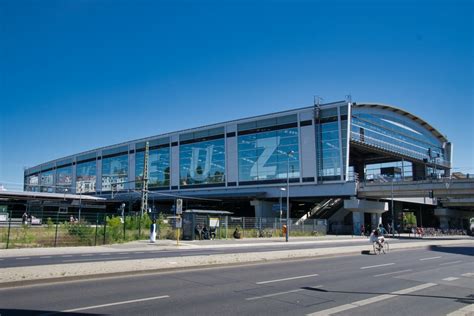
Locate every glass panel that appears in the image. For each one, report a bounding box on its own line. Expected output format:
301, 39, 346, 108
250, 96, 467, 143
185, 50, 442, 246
56, 165, 72, 193
135, 147, 171, 188
102, 154, 128, 191
180, 139, 225, 186
25, 174, 39, 191
40, 170, 55, 192
317, 120, 342, 181
238, 127, 300, 182
76, 160, 97, 193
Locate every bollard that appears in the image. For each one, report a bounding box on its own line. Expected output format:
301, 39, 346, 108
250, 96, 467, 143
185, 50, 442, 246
150, 219, 156, 243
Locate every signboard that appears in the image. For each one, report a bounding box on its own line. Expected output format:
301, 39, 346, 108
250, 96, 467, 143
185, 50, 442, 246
209, 217, 220, 228
176, 199, 183, 215
175, 217, 182, 228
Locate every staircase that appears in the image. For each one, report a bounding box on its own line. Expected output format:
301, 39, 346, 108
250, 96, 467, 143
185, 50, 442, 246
296, 198, 343, 225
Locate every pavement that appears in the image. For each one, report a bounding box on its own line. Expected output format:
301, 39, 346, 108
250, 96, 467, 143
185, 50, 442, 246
0, 234, 472, 287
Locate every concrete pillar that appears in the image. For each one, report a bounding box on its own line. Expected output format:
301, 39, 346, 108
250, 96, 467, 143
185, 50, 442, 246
353, 161, 365, 181
250, 200, 275, 218
412, 162, 426, 181
371, 213, 381, 229
352, 211, 363, 235
438, 216, 449, 230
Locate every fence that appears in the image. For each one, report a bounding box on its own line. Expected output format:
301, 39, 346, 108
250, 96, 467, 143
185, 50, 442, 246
0, 210, 327, 249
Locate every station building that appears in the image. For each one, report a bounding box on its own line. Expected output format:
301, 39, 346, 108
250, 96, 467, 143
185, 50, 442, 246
24, 100, 457, 233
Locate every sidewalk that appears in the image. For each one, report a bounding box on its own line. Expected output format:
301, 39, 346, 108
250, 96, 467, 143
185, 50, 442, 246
1, 235, 472, 287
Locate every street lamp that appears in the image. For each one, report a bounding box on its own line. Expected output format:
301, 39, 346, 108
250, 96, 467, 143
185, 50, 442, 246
391, 176, 395, 238
286, 150, 295, 242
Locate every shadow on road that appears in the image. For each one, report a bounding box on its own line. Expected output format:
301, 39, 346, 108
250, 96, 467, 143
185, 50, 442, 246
301, 287, 474, 302
428, 245, 474, 256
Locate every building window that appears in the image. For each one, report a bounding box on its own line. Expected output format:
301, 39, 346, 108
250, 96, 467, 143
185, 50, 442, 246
76, 160, 97, 193
101, 154, 128, 191
136, 147, 171, 189
180, 139, 225, 186
238, 127, 300, 182
56, 166, 72, 193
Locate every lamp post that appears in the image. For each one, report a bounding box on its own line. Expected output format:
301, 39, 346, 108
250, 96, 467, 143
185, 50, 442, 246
286, 150, 294, 242
391, 176, 394, 238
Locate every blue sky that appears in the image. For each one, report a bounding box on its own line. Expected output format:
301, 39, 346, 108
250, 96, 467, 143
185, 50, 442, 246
1, 0, 473, 190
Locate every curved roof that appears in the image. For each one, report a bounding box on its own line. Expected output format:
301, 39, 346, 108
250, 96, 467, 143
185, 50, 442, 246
353, 103, 448, 143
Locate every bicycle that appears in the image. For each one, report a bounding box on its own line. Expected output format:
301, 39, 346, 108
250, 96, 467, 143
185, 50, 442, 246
373, 239, 390, 254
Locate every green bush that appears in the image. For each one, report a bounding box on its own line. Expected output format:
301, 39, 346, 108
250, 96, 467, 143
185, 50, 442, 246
67, 221, 94, 244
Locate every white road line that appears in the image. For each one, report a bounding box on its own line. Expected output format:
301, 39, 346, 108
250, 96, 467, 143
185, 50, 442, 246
439, 261, 463, 266
61, 255, 73, 258
246, 285, 323, 301
419, 256, 442, 261
40, 256, 52, 259
99, 253, 111, 256
442, 277, 460, 281
446, 303, 474, 316
256, 274, 319, 285
118, 252, 129, 255
15, 257, 30, 260
360, 263, 395, 270
306, 283, 437, 316
461, 273, 474, 277
62, 295, 170, 312
373, 269, 412, 277
81, 254, 93, 257
62, 256, 130, 263
135, 252, 145, 254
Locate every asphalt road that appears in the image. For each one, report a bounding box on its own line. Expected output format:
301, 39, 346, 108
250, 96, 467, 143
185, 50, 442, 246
0, 238, 439, 268
1, 243, 472, 315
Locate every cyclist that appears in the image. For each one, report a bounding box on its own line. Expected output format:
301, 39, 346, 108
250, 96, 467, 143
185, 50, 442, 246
369, 228, 385, 249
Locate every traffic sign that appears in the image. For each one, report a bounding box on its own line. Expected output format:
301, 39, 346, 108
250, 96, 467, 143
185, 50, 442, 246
176, 198, 183, 214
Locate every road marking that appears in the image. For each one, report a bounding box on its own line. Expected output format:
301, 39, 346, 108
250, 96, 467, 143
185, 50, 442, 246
461, 273, 474, 277
62, 256, 130, 263
61, 255, 73, 258
15, 257, 30, 260
446, 303, 474, 316
256, 274, 319, 285
81, 254, 93, 257
118, 252, 129, 255
374, 269, 412, 277
40, 256, 52, 259
419, 256, 442, 261
62, 295, 170, 312
439, 261, 462, 266
443, 277, 460, 281
99, 253, 111, 256
360, 263, 395, 270
307, 283, 437, 316
246, 286, 323, 301
136, 251, 145, 254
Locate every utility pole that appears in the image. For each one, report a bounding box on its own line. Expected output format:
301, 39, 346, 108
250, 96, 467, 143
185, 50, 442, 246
140, 141, 149, 217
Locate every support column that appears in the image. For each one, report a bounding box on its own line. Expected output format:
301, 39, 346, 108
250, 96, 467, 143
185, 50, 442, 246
352, 211, 363, 235
412, 162, 427, 181
250, 200, 275, 218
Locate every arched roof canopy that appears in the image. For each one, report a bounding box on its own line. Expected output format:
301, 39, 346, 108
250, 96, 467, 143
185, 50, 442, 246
353, 103, 448, 143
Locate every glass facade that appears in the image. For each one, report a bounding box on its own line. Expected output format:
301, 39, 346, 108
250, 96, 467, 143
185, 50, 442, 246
56, 165, 72, 193
102, 154, 128, 191
25, 174, 39, 192
180, 139, 225, 186
136, 147, 171, 189
40, 170, 55, 192
316, 106, 348, 181
76, 160, 97, 193
238, 127, 300, 183
351, 109, 447, 165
